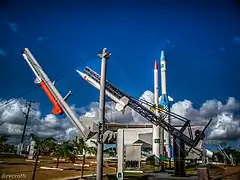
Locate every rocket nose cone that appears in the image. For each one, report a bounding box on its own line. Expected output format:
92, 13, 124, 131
76, 70, 86, 78
154, 60, 158, 69
161, 50, 165, 61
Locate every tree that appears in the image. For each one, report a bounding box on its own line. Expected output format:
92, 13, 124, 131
42, 138, 56, 156
51, 141, 77, 168
52, 143, 65, 168
30, 134, 56, 180
223, 146, 240, 164
61, 140, 77, 163
73, 138, 97, 179
215, 146, 240, 165
0, 135, 8, 152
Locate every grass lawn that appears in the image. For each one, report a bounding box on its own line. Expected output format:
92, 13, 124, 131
1, 154, 240, 180
0, 154, 116, 180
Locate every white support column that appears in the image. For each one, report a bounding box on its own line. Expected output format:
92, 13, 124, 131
117, 129, 124, 180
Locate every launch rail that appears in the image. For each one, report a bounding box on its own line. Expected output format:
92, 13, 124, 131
84, 67, 212, 154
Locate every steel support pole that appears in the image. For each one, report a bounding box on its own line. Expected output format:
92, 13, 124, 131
96, 48, 111, 180
173, 136, 186, 177
18, 101, 32, 155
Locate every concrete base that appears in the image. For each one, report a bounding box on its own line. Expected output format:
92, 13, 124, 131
197, 164, 210, 180
143, 172, 198, 180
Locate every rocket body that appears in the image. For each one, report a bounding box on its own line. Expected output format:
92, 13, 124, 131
76, 70, 120, 103
159, 50, 173, 159
22, 48, 90, 140
160, 51, 167, 95
22, 52, 63, 115
153, 61, 161, 158
76, 70, 128, 113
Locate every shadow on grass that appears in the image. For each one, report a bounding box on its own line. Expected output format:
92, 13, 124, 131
105, 174, 146, 180
6, 162, 34, 166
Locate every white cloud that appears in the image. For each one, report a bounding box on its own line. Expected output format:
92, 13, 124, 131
0, 92, 239, 146
132, 90, 154, 124
171, 100, 200, 120
0, 99, 73, 144
170, 97, 240, 141
208, 113, 240, 141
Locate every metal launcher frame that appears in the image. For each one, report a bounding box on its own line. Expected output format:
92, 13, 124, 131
217, 145, 235, 165
84, 66, 212, 177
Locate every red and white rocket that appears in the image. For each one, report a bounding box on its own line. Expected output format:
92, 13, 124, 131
153, 60, 161, 158
22, 48, 90, 140
22, 49, 64, 115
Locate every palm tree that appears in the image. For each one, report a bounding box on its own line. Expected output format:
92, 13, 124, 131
61, 140, 77, 163
52, 142, 72, 168
42, 138, 56, 156
73, 138, 97, 179
0, 135, 8, 152
52, 143, 62, 168
30, 134, 56, 180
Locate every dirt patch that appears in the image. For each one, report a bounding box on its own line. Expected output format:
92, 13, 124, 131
0, 155, 116, 180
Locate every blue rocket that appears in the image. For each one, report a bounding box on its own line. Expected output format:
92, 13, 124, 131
159, 50, 174, 159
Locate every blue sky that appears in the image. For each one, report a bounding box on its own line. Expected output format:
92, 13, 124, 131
0, 1, 240, 150
1, 0, 239, 114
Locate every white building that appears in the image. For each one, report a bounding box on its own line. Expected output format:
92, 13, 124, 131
80, 118, 204, 160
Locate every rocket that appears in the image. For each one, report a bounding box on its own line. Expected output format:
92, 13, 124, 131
160, 50, 173, 103
152, 60, 161, 159
22, 49, 64, 115
22, 48, 90, 140
159, 50, 174, 159
76, 70, 129, 113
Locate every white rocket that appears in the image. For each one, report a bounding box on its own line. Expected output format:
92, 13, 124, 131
159, 50, 174, 158
76, 70, 129, 113
153, 60, 161, 158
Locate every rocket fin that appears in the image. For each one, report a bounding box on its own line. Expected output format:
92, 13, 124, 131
34, 78, 41, 84
159, 95, 167, 102
159, 95, 174, 103
168, 96, 174, 102
115, 96, 129, 112
52, 106, 64, 115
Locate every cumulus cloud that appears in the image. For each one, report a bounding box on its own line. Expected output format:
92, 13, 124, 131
132, 90, 154, 124
171, 97, 240, 141
208, 113, 240, 141
0, 91, 239, 146
0, 99, 72, 144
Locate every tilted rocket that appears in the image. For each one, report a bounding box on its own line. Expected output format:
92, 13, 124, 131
76, 70, 129, 113
22, 48, 90, 140
22, 49, 64, 115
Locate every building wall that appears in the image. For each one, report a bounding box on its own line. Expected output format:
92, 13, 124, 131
85, 126, 204, 159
